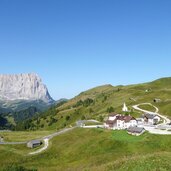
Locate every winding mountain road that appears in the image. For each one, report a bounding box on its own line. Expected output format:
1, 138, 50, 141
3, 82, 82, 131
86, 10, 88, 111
0, 127, 76, 155
28, 127, 76, 155
31, 120, 102, 154
0, 120, 100, 155
0, 141, 26, 145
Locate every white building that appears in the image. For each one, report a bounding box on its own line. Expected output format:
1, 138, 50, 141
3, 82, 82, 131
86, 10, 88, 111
142, 113, 160, 125
104, 113, 137, 130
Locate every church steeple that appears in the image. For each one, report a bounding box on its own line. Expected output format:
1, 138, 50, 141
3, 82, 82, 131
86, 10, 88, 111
122, 102, 128, 112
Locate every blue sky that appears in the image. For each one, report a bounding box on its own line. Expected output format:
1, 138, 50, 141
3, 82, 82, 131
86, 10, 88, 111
0, 0, 171, 100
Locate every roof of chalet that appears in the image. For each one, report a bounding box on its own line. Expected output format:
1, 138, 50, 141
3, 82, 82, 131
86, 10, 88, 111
124, 115, 136, 122
143, 113, 157, 119
115, 115, 136, 122
127, 127, 145, 133
106, 114, 136, 125
27, 140, 41, 145
106, 120, 116, 124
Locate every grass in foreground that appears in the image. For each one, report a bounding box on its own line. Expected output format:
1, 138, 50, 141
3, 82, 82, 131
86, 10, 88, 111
1, 128, 171, 170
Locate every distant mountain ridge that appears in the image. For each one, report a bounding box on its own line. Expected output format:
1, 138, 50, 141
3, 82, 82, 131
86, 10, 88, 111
0, 73, 55, 112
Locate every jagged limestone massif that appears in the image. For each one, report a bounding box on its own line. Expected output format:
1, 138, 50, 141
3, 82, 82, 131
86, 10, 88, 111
0, 73, 53, 102
0, 73, 54, 111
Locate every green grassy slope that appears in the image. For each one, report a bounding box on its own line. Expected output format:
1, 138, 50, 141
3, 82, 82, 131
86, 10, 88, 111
1, 77, 171, 170
28, 77, 171, 130
1, 128, 171, 171
0, 130, 54, 142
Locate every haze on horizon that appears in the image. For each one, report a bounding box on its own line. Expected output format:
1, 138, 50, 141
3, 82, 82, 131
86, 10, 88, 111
0, 0, 171, 100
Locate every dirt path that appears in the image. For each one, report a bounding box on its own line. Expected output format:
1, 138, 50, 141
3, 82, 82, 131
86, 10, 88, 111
132, 103, 170, 124
132, 103, 171, 135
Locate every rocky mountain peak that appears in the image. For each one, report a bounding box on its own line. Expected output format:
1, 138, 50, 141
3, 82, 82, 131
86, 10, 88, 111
0, 73, 54, 103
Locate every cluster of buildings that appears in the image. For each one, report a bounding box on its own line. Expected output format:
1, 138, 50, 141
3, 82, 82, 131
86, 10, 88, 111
104, 112, 160, 136
104, 114, 137, 130
137, 113, 160, 125
104, 103, 160, 136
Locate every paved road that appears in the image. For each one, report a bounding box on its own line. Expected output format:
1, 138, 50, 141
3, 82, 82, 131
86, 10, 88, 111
0, 120, 101, 153
28, 127, 76, 155
82, 125, 104, 128
76, 119, 101, 127
42, 127, 76, 140
76, 119, 104, 129
132, 103, 171, 135
0, 127, 77, 155
0, 121, 101, 154
0, 141, 26, 145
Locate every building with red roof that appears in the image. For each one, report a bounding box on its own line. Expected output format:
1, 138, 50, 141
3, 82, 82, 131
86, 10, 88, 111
104, 114, 137, 130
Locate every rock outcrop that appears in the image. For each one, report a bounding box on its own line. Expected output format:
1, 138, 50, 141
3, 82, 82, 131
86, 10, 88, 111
0, 73, 54, 103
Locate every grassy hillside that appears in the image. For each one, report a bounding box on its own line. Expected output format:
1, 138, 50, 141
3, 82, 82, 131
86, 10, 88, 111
24, 77, 171, 131
1, 77, 171, 170
2, 77, 171, 131
1, 128, 171, 170
0, 130, 53, 142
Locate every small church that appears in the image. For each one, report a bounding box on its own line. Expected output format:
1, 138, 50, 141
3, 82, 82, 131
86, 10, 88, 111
122, 103, 128, 112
